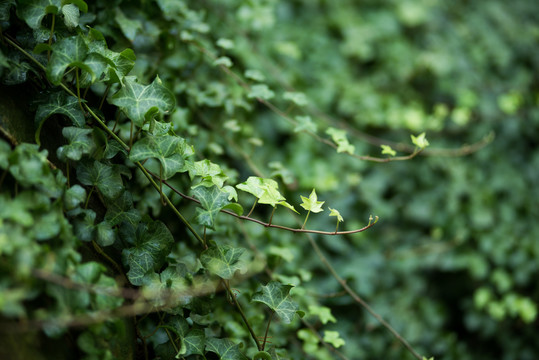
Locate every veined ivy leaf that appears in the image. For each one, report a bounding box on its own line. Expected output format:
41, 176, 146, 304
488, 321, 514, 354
251, 281, 303, 323
192, 186, 230, 229
205, 337, 247, 360
61, 3, 80, 29
300, 189, 324, 213
76, 160, 124, 199
129, 135, 187, 179
236, 176, 291, 208
200, 244, 245, 279
411, 132, 430, 149
381, 144, 397, 156
247, 84, 274, 100
181, 328, 205, 357
326, 127, 355, 154
104, 191, 141, 226
109, 76, 175, 127
328, 208, 343, 222
17, 0, 61, 30
56, 127, 95, 161
35, 92, 86, 145
122, 220, 174, 286
46, 35, 93, 85
184, 159, 228, 188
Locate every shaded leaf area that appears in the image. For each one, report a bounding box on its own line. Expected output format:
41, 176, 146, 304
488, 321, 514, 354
46, 35, 92, 85
200, 243, 246, 279
76, 160, 124, 199
57, 127, 95, 161
251, 281, 303, 324
121, 220, 174, 286
205, 337, 248, 360
109, 76, 175, 127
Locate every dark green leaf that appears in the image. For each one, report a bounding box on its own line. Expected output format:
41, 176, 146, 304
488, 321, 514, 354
46, 35, 92, 85
122, 220, 174, 286
251, 281, 303, 323
56, 127, 95, 161
76, 160, 124, 199
109, 76, 175, 127
129, 135, 187, 179
96, 221, 115, 246
205, 337, 247, 360
64, 184, 86, 210
104, 191, 141, 226
200, 244, 245, 279
17, 0, 61, 30
192, 186, 230, 228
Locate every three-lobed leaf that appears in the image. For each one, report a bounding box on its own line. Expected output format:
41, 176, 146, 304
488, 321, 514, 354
251, 281, 304, 323
205, 338, 247, 360
200, 243, 245, 279
192, 186, 230, 229
300, 189, 324, 213
46, 35, 93, 85
129, 135, 189, 179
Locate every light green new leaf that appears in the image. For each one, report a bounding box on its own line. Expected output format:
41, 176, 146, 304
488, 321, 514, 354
411, 132, 430, 149
192, 186, 230, 228
326, 127, 355, 154
247, 84, 275, 100
380, 144, 397, 156
283, 91, 308, 106
17, 0, 61, 30
129, 135, 187, 179
300, 189, 324, 213
104, 191, 141, 226
122, 220, 174, 286
205, 337, 247, 360
200, 244, 245, 279
328, 208, 343, 222
183, 159, 228, 188
251, 281, 303, 323
323, 331, 345, 348
109, 76, 175, 127
294, 115, 317, 133
35, 92, 86, 144
76, 160, 124, 199
308, 305, 336, 324
56, 127, 95, 161
236, 176, 288, 207
46, 35, 93, 85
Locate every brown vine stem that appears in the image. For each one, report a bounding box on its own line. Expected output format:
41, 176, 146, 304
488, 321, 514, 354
147, 170, 379, 236
304, 232, 423, 360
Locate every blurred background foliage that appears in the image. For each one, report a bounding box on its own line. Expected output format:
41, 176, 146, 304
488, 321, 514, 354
1, 0, 538, 359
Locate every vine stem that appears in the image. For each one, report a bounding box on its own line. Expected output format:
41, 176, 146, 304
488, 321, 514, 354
261, 311, 273, 351
222, 280, 262, 351
304, 232, 423, 360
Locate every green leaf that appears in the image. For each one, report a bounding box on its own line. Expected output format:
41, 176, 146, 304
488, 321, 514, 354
46, 35, 92, 85
109, 76, 175, 127
129, 135, 188, 179
35, 92, 86, 145
244, 69, 265, 82
183, 159, 228, 188
326, 127, 355, 154
308, 305, 336, 324
323, 330, 345, 348
283, 91, 308, 106
96, 221, 116, 246
380, 144, 397, 157
294, 115, 317, 133
64, 184, 86, 210
76, 160, 124, 199
411, 132, 430, 149
214, 56, 233, 68
122, 220, 174, 286
181, 328, 205, 357
17, 0, 61, 30
251, 281, 303, 323
61, 3, 79, 29
114, 7, 143, 42
192, 186, 230, 229
236, 176, 288, 207
300, 189, 324, 213
200, 244, 245, 279
247, 84, 275, 100
56, 127, 95, 161
205, 337, 247, 360
104, 191, 141, 226
328, 208, 343, 222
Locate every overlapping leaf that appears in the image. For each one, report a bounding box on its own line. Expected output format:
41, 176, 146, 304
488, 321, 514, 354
17, 0, 61, 30
251, 281, 303, 323
236, 176, 296, 211
200, 244, 245, 279
122, 220, 174, 286
109, 76, 175, 127
205, 338, 247, 360
35, 92, 86, 144
46, 35, 93, 85
129, 135, 189, 179
183, 159, 228, 188
104, 191, 141, 226
56, 127, 95, 161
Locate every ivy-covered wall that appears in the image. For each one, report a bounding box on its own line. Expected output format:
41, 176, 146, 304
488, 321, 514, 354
1, 0, 538, 359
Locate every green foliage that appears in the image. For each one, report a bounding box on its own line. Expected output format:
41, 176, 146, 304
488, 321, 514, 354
1, 0, 538, 359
